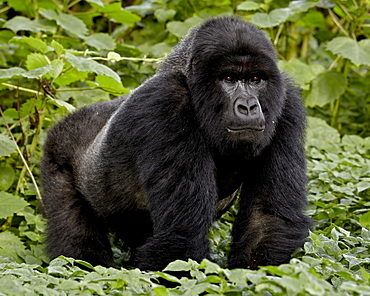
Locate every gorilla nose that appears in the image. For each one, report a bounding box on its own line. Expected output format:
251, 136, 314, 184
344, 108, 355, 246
235, 97, 261, 117
234, 97, 265, 130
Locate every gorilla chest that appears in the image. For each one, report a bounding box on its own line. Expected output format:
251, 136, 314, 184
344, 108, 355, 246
214, 161, 244, 214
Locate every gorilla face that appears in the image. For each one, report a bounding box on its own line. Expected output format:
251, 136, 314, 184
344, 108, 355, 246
184, 18, 286, 152
219, 70, 266, 141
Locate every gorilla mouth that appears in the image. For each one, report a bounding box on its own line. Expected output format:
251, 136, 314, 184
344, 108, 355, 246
226, 126, 265, 133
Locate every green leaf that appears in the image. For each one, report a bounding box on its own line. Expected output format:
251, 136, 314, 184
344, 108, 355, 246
167, 21, 192, 38
8, 0, 35, 16
0, 164, 15, 191
251, 8, 292, 28
99, 3, 141, 24
39, 9, 57, 20
26, 53, 49, 70
163, 260, 193, 272
65, 53, 121, 82
54, 68, 88, 86
154, 8, 176, 22
289, 1, 318, 13
10, 36, 47, 53
56, 13, 88, 38
0, 67, 26, 79
51, 40, 66, 55
355, 181, 370, 193
326, 37, 370, 66
0, 232, 26, 261
24, 65, 53, 78
50, 59, 64, 79
305, 71, 347, 107
237, 1, 261, 11
4, 16, 54, 33
93, 75, 129, 96
84, 33, 116, 50
360, 212, 370, 228
86, 0, 104, 7
306, 117, 340, 148
48, 97, 76, 112
0, 134, 16, 157
167, 17, 203, 38
0, 191, 29, 219
279, 59, 319, 90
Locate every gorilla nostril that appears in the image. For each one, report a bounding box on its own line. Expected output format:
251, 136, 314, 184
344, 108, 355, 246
250, 104, 258, 114
238, 104, 249, 115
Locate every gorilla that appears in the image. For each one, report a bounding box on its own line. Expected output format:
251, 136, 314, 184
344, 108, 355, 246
41, 16, 312, 271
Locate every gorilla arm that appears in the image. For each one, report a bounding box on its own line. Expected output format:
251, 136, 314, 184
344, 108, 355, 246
228, 84, 312, 269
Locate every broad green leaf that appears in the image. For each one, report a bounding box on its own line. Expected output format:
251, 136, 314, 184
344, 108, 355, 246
0, 164, 15, 191
23, 65, 53, 78
356, 181, 370, 193
4, 16, 54, 33
0, 134, 16, 157
0, 232, 26, 261
94, 75, 129, 96
305, 71, 347, 107
289, 1, 318, 12
326, 37, 370, 66
51, 40, 66, 55
167, 17, 202, 38
0, 191, 29, 219
279, 59, 318, 89
66, 53, 120, 82
84, 33, 116, 50
359, 211, 370, 228
8, 0, 35, 16
48, 97, 76, 112
50, 59, 64, 79
99, 3, 141, 24
54, 68, 88, 86
59, 88, 109, 108
26, 53, 49, 70
299, 10, 326, 28
237, 1, 261, 11
56, 13, 88, 38
164, 260, 193, 271
150, 42, 172, 57
199, 259, 222, 274
306, 117, 340, 148
154, 8, 176, 22
0, 67, 25, 79
39, 9, 57, 20
167, 21, 192, 38
251, 8, 292, 28
10, 36, 47, 53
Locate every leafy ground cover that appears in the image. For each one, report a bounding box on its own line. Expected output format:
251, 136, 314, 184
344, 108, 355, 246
0, 0, 370, 294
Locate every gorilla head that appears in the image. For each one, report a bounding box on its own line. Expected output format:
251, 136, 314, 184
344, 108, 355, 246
41, 16, 311, 271
163, 18, 285, 154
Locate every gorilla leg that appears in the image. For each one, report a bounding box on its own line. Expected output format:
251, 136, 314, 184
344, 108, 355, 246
42, 167, 113, 267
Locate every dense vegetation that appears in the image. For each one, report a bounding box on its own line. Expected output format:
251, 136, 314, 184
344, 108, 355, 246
0, 0, 369, 294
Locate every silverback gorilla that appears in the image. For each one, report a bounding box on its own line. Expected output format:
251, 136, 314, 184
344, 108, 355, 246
41, 17, 312, 271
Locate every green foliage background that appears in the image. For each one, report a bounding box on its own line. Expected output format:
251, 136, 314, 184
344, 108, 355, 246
0, 0, 369, 294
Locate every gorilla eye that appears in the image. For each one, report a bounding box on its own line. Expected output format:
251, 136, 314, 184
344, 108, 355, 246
223, 75, 236, 83
250, 76, 261, 83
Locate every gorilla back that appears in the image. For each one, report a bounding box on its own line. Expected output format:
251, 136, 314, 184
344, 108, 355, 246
41, 16, 312, 270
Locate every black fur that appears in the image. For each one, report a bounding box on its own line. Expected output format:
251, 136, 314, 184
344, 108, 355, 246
41, 17, 312, 271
